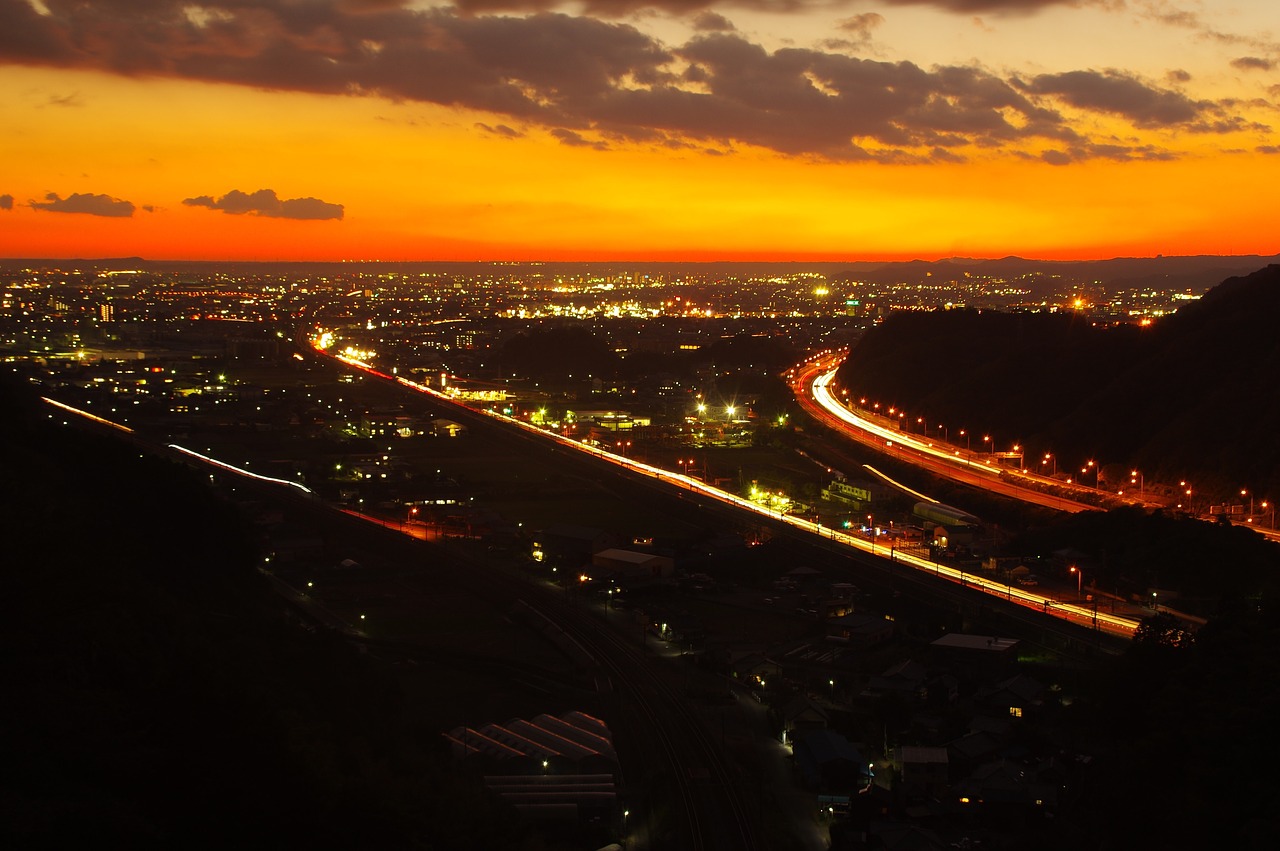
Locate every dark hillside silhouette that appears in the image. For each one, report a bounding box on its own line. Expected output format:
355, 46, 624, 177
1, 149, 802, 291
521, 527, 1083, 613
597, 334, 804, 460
0, 377, 525, 850
834, 264, 1280, 499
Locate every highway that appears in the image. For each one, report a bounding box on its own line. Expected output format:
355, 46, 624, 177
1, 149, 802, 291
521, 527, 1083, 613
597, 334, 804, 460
789, 354, 1099, 513
40, 388, 765, 850
319, 349, 1138, 639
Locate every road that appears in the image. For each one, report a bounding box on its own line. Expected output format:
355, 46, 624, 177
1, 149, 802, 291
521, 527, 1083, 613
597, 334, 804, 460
314, 349, 1139, 639
789, 354, 1100, 513
42, 389, 766, 851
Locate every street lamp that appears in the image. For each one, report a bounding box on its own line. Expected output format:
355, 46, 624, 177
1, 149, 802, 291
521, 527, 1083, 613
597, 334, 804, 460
1082, 460, 1098, 490
829, 678, 835, 699
1069, 565, 1082, 598
1131, 470, 1144, 495
1042, 453, 1055, 477
1241, 489, 1254, 516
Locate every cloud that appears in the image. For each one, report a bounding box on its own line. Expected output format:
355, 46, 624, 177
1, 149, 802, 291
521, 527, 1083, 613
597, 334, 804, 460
46, 91, 83, 107
1136, 1, 1280, 56
1016, 69, 1216, 127
450, 0, 1080, 13
550, 127, 609, 149
476, 122, 523, 137
0, 194, 13, 210
1258, 145, 1280, 155
0, 0, 1245, 164
836, 13, 885, 50
1231, 56, 1274, 72
876, 0, 1080, 11
183, 189, 344, 220
691, 12, 734, 32
29, 192, 135, 217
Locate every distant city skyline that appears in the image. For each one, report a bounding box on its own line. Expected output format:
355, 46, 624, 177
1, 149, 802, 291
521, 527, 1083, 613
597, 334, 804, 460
2, 0, 1278, 261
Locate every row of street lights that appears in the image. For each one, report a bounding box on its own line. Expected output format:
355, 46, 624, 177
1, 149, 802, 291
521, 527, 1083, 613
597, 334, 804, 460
841, 389, 1274, 522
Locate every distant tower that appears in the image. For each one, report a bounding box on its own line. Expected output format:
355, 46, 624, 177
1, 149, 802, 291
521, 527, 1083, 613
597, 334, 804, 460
99, 302, 115, 322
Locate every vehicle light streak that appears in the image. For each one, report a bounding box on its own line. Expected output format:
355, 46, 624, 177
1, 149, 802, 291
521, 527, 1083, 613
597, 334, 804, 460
811, 368, 1001, 474
42, 396, 135, 433
862, 464, 937, 503
327, 345, 1137, 638
167, 443, 314, 494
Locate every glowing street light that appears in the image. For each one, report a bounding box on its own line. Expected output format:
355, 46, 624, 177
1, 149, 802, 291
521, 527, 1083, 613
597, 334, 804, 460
1069, 565, 1082, 598
1042, 452, 1056, 477
1131, 470, 1144, 495
1082, 460, 1098, 490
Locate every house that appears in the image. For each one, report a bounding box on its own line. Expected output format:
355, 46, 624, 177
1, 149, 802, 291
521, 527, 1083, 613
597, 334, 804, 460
539, 524, 619, 566
946, 731, 1003, 773
826, 612, 894, 648
781, 695, 829, 743
730, 652, 780, 687
896, 745, 950, 800
954, 759, 1059, 810
444, 710, 619, 827
973, 674, 1047, 720
591, 548, 673, 580
793, 729, 867, 792
864, 659, 930, 700
929, 633, 1019, 673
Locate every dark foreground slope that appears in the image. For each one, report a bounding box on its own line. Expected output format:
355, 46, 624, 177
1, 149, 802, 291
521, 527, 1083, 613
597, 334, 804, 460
0, 378, 523, 850
835, 264, 1280, 499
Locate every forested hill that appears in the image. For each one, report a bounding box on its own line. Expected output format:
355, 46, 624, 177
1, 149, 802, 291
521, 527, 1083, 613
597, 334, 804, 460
833, 264, 1280, 499
0, 377, 524, 850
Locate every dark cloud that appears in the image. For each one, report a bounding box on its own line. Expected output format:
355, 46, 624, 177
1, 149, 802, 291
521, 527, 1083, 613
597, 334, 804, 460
1167, 69, 1191, 83
449, 0, 1078, 13
836, 13, 884, 50
0, 193, 12, 210
691, 12, 734, 32
1231, 56, 1274, 72
46, 91, 83, 107
877, 0, 1079, 9
476, 122, 522, 137
1258, 145, 1280, 155
1017, 69, 1213, 127
183, 189, 344, 220
0, 1, 1240, 164
29, 192, 135, 217
550, 127, 609, 149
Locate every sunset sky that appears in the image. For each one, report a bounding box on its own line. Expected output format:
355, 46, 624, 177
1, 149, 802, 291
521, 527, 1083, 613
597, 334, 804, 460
2, 0, 1277, 261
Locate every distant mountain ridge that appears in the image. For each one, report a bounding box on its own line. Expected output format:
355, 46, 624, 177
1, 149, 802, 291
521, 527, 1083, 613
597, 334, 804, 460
833, 264, 1280, 503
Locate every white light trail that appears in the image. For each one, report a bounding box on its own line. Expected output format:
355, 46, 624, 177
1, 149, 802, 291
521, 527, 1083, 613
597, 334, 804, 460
324, 346, 1137, 637
167, 443, 313, 494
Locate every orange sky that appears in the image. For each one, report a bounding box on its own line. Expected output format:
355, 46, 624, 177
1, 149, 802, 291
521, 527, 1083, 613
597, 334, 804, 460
2, 1, 1277, 261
